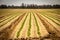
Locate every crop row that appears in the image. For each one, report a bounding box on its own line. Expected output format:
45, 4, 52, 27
33, 13, 40, 36
16, 14, 28, 38
41, 13, 60, 26
0, 14, 19, 27
27, 13, 31, 37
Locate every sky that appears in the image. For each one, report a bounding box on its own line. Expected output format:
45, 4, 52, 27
0, 0, 60, 6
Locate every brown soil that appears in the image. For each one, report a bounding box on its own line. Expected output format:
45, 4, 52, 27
36, 13, 60, 40
0, 13, 26, 39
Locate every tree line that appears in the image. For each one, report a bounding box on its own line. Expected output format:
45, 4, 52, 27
0, 3, 60, 9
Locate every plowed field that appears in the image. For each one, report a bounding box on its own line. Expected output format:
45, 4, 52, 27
0, 9, 60, 40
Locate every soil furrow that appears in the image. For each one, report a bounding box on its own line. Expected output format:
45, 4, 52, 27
0, 13, 26, 39
38, 13, 60, 37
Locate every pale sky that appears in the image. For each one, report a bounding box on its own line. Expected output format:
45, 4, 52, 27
0, 0, 60, 6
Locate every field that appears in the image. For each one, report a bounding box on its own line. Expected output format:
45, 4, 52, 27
0, 9, 60, 40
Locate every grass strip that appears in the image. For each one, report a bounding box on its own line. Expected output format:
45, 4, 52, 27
0, 14, 19, 27
0, 14, 13, 23
33, 13, 40, 36
16, 14, 28, 38
27, 13, 31, 37
42, 13, 60, 21
0, 13, 18, 23
41, 13, 60, 26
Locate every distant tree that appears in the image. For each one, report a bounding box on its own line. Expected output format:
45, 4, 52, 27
0, 5, 7, 8
0, 4, 60, 9
53, 5, 60, 8
21, 3, 25, 8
